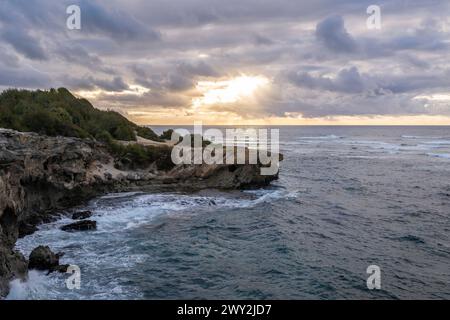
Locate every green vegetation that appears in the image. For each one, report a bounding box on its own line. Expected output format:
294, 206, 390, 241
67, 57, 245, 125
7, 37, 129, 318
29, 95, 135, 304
159, 129, 175, 140
179, 134, 212, 148
136, 126, 161, 141
112, 143, 174, 171
0, 88, 174, 170
94, 129, 174, 170
0, 88, 161, 142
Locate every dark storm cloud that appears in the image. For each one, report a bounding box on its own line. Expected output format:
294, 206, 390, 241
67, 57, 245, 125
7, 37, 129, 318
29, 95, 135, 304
0, 49, 20, 68
66, 76, 129, 92
1, 28, 48, 60
288, 66, 450, 95
77, 0, 161, 42
129, 60, 220, 94
253, 34, 275, 46
93, 88, 191, 110
283, 94, 430, 118
177, 61, 220, 78
0, 65, 52, 88
0, 0, 449, 118
288, 67, 367, 94
54, 44, 113, 73
316, 16, 357, 53
313, 15, 450, 61
400, 54, 431, 70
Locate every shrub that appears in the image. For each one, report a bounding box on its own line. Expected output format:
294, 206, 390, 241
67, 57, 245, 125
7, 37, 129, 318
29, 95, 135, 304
107, 141, 175, 171
136, 126, 163, 142
0, 88, 159, 142
0, 88, 175, 170
177, 134, 212, 148
113, 124, 136, 141
159, 129, 174, 140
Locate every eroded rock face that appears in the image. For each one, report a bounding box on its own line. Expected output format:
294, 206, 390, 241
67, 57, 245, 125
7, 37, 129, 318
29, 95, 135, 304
61, 220, 97, 232
0, 247, 28, 297
0, 128, 280, 297
0, 129, 114, 297
72, 210, 93, 220
28, 246, 60, 271
28, 246, 68, 274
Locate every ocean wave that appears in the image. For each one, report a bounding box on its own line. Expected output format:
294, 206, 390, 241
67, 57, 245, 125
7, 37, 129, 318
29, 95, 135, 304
9, 187, 302, 299
393, 235, 426, 244
298, 134, 344, 140
6, 271, 60, 300
16, 188, 300, 238
343, 140, 444, 153
98, 192, 144, 200
426, 153, 450, 159
280, 141, 311, 146
243, 188, 301, 205
402, 135, 449, 139
421, 140, 450, 145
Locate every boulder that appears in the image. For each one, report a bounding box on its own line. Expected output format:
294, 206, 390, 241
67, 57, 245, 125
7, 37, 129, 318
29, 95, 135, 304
0, 128, 280, 297
0, 249, 28, 297
48, 264, 70, 274
28, 246, 61, 271
71, 210, 93, 220
18, 222, 38, 238
61, 220, 97, 232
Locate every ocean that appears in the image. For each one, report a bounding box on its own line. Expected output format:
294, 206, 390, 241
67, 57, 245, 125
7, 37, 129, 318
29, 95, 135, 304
7, 126, 450, 299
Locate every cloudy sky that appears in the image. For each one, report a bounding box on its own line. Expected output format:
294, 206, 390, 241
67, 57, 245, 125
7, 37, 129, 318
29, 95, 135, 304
1, 0, 450, 125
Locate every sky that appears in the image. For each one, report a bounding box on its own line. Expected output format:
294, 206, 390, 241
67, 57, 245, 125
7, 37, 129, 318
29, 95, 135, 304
0, 0, 450, 125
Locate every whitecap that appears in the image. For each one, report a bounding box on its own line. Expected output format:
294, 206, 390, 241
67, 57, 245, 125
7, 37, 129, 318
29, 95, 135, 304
6, 271, 54, 300
426, 153, 450, 159
421, 140, 450, 145
402, 135, 449, 139
298, 134, 343, 140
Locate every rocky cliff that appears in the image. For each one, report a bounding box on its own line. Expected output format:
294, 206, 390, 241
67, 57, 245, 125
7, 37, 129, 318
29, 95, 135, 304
0, 128, 279, 297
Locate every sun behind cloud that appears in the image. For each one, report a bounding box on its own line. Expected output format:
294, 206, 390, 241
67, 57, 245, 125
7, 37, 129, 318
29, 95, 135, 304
192, 75, 269, 109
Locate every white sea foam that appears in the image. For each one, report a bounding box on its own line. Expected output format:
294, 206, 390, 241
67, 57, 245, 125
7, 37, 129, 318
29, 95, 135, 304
9, 188, 298, 299
401, 135, 449, 139
426, 153, 450, 159
98, 192, 144, 200
343, 139, 448, 154
421, 140, 450, 145
299, 134, 343, 140
6, 271, 54, 300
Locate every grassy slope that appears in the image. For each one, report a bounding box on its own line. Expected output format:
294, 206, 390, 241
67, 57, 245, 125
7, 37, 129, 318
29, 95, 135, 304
0, 88, 174, 170
0, 88, 161, 142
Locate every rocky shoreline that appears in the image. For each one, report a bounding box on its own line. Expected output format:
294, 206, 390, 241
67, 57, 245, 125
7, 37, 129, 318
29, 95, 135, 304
0, 128, 279, 297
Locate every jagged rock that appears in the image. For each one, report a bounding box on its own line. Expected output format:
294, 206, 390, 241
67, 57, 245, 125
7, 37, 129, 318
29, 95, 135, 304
0, 249, 27, 297
28, 246, 61, 271
48, 264, 70, 274
126, 172, 142, 181
72, 210, 93, 220
18, 222, 38, 238
61, 220, 97, 232
0, 128, 280, 297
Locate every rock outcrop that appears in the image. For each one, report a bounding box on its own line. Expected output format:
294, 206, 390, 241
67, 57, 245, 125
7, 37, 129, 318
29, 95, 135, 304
61, 220, 97, 232
28, 246, 61, 271
28, 246, 68, 274
0, 128, 280, 297
71, 210, 93, 220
